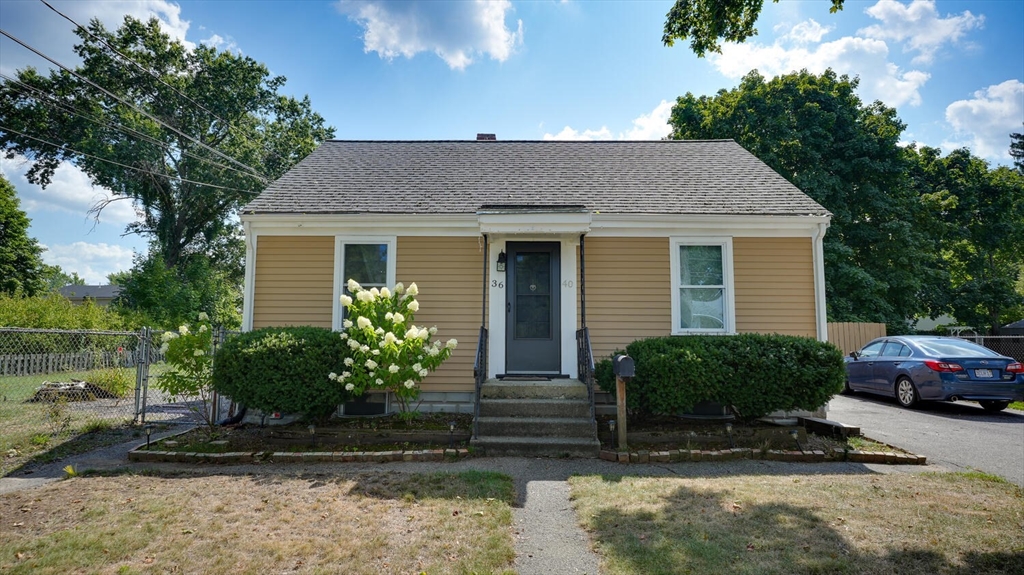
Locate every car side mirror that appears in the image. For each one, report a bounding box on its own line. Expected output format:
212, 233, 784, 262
850, 351, 860, 360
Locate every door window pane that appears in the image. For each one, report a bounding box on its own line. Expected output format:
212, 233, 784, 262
514, 252, 551, 339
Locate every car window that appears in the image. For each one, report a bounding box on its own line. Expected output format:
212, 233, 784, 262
898, 345, 912, 357
881, 342, 904, 357
859, 341, 885, 358
914, 339, 1001, 357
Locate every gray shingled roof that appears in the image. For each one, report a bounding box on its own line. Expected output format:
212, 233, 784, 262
58, 285, 122, 300
241, 140, 829, 217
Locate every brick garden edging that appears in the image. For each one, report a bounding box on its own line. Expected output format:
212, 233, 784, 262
129, 447, 472, 464
599, 447, 927, 465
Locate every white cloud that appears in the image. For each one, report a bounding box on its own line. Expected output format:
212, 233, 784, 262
859, 0, 983, 64
40, 242, 137, 284
709, 25, 931, 108
544, 101, 673, 141
942, 80, 1024, 160
201, 33, 240, 54
0, 155, 137, 226
782, 19, 832, 44
86, 0, 194, 49
337, 0, 523, 70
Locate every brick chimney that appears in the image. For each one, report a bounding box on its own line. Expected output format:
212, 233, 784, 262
476, 133, 496, 141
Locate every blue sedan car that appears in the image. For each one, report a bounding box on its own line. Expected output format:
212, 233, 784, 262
844, 336, 1024, 411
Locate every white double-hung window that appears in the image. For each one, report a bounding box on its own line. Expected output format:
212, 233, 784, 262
670, 237, 735, 335
333, 238, 396, 329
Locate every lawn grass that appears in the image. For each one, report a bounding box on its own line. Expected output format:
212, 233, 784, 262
1009, 401, 1024, 411
570, 471, 1024, 575
0, 470, 516, 574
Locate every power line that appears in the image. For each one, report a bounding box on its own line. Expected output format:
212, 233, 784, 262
0, 27, 270, 184
36, 0, 235, 133
1, 72, 268, 184
0, 124, 260, 195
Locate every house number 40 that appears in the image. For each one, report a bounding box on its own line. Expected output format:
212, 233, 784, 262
562, 280, 574, 288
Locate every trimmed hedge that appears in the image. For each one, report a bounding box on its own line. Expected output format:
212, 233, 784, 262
212, 326, 352, 419
596, 334, 845, 418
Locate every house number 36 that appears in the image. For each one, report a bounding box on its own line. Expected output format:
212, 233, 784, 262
491, 280, 504, 288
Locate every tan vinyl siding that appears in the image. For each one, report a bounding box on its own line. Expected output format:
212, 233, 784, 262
734, 237, 816, 338
397, 237, 484, 392
582, 237, 672, 360
253, 236, 335, 329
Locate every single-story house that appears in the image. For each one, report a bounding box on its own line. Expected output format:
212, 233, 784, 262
58, 284, 122, 307
239, 138, 832, 453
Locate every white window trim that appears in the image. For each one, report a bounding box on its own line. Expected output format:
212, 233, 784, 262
332, 237, 397, 331
669, 237, 736, 335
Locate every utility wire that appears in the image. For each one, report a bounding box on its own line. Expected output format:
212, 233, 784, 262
0, 27, 270, 184
37, 0, 235, 133
0, 124, 260, 195
1, 72, 267, 185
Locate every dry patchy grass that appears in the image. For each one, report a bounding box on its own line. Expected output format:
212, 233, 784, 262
1, 470, 515, 574
570, 471, 1024, 575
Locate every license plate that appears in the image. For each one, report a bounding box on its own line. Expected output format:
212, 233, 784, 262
974, 369, 993, 378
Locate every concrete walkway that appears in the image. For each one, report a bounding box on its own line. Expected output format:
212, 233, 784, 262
0, 437, 940, 574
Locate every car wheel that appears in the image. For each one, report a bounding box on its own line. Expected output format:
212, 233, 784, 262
841, 379, 855, 395
979, 400, 1009, 412
895, 377, 919, 408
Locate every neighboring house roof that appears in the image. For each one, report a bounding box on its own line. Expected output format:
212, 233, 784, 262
1003, 319, 1024, 330
58, 285, 122, 300
241, 140, 830, 217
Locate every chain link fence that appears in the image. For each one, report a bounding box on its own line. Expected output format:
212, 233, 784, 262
0, 327, 240, 470
958, 335, 1024, 362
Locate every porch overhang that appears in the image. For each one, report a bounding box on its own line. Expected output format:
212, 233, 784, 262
477, 206, 592, 235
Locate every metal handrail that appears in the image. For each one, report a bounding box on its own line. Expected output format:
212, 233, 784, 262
472, 326, 488, 439
576, 327, 596, 424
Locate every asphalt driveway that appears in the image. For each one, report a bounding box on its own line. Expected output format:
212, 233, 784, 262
828, 394, 1024, 486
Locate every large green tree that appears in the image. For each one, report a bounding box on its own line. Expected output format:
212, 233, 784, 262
669, 70, 941, 331
663, 0, 844, 56
0, 174, 44, 296
1011, 126, 1024, 174
907, 146, 1024, 333
0, 15, 334, 269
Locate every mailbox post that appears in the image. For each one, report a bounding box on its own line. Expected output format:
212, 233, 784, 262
613, 354, 634, 450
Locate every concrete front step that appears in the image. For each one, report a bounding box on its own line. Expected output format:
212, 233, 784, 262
476, 416, 596, 438
478, 398, 591, 418
470, 436, 601, 458
481, 379, 588, 400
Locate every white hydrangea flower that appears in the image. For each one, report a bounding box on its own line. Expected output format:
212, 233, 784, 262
179, 325, 189, 335
345, 383, 355, 391
371, 349, 380, 356
193, 349, 205, 356
428, 326, 437, 335
384, 332, 397, 346
380, 287, 391, 298
348, 339, 360, 350
419, 368, 428, 377
340, 294, 353, 307
356, 316, 371, 329
347, 279, 361, 292
375, 378, 383, 385
412, 363, 422, 372
446, 339, 458, 349
159, 343, 169, 353
404, 380, 415, 389
389, 364, 399, 373
385, 312, 394, 321
356, 290, 374, 303
199, 324, 208, 333
418, 327, 430, 339
368, 371, 375, 378
406, 283, 419, 296
393, 313, 405, 324
340, 333, 348, 340
343, 319, 353, 329
329, 372, 338, 381
342, 371, 351, 379
365, 359, 378, 370
427, 347, 440, 357
344, 357, 354, 366
160, 331, 176, 342
369, 287, 380, 298
198, 312, 209, 322
394, 282, 405, 294
360, 345, 370, 353
407, 300, 420, 312
404, 327, 420, 341
375, 327, 385, 336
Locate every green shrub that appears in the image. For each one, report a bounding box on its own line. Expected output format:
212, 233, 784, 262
88, 368, 135, 398
600, 334, 845, 419
212, 326, 353, 420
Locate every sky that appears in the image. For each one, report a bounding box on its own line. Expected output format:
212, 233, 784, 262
0, 0, 1021, 284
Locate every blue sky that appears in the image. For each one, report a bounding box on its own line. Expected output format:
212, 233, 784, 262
1, 0, 1021, 283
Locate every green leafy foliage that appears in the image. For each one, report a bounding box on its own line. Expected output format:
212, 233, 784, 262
156, 315, 216, 431
597, 334, 845, 419
663, 0, 844, 57
87, 368, 135, 398
336, 280, 458, 414
212, 326, 353, 420
0, 292, 129, 330
670, 70, 941, 333
0, 174, 44, 297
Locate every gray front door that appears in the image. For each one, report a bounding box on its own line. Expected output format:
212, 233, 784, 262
505, 242, 561, 374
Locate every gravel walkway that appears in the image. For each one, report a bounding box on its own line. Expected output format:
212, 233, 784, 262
0, 436, 944, 573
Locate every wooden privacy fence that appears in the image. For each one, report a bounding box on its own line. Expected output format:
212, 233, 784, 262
828, 322, 887, 355
0, 350, 151, 377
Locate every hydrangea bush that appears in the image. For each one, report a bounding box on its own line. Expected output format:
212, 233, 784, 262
156, 312, 217, 432
331, 280, 457, 414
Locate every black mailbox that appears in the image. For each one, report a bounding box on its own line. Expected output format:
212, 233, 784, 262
613, 354, 635, 378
